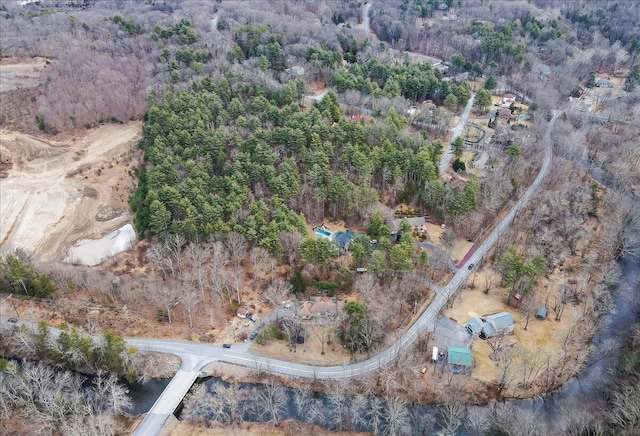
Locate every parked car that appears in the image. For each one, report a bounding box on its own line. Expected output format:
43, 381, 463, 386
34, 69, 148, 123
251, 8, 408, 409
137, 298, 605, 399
248, 314, 257, 322
7, 318, 18, 323
222, 343, 231, 349
249, 331, 258, 340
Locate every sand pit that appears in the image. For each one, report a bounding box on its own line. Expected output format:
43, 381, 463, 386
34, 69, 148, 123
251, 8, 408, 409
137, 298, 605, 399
0, 122, 142, 261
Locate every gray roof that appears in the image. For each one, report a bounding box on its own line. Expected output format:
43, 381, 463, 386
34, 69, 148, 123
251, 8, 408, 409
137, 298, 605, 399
391, 217, 426, 231
334, 230, 355, 249
473, 151, 490, 169
466, 317, 485, 334
485, 312, 515, 329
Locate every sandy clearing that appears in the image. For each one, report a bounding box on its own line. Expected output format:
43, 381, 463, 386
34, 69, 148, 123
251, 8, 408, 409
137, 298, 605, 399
0, 122, 142, 261
443, 269, 574, 384
0, 58, 47, 93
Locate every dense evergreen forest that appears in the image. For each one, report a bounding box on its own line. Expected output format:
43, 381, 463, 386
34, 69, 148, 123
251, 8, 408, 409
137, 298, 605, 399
131, 79, 478, 257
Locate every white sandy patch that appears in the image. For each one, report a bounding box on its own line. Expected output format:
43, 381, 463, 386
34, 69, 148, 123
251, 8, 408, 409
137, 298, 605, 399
64, 224, 136, 266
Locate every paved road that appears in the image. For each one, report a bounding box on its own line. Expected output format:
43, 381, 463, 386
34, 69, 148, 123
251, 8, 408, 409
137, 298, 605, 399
129, 113, 555, 433
363, 2, 371, 36
2, 114, 555, 435
438, 93, 476, 176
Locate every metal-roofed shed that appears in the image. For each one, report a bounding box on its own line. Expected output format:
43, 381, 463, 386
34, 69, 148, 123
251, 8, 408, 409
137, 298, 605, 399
448, 346, 473, 367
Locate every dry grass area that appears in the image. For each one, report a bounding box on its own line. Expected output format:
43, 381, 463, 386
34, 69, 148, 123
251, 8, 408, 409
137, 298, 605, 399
450, 240, 474, 263
444, 269, 576, 387
250, 329, 350, 366
0, 57, 48, 93
423, 222, 472, 261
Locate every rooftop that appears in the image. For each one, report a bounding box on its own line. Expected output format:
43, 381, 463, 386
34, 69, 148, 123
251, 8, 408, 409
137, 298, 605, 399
448, 346, 473, 367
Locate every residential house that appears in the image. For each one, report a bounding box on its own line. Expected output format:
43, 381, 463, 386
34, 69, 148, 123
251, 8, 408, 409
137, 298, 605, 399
595, 78, 613, 88
501, 93, 516, 106
334, 230, 355, 251
391, 216, 426, 235
473, 151, 490, 170
237, 308, 249, 319
466, 312, 515, 339
499, 108, 513, 121
481, 312, 515, 338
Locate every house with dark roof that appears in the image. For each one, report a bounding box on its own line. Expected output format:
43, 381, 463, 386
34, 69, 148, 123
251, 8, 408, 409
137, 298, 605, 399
334, 230, 355, 250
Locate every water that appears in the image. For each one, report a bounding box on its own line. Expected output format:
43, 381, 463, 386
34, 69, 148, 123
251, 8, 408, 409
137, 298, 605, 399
160, 249, 639, 434
125, 377, 172, 416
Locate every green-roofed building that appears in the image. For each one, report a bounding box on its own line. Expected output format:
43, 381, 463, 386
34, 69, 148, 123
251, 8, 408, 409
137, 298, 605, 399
448, 346, 473, 367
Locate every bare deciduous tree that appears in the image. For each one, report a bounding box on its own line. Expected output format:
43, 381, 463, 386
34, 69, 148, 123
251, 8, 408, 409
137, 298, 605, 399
225, 266, 245, 305
250, 246, 271, 287
251, 380, 287, 426
181, 287, 201, 329
265, 280, 292, 307
146, 280, 180, 324
183, 242, 209, 298
225, 232, 248, 268
279, 231, 303, 266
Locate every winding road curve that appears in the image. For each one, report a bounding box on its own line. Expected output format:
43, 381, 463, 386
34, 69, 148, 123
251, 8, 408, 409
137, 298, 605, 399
0, 110, 556, 434
128, 113, 557, 435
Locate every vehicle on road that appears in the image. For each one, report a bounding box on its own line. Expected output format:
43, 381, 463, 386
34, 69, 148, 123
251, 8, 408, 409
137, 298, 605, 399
8, 318, 18, 323
222, 343, 231, 348
468, 263, 475, 270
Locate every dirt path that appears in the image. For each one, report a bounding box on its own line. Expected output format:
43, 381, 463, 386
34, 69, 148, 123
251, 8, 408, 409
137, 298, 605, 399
0, 122, 142, 261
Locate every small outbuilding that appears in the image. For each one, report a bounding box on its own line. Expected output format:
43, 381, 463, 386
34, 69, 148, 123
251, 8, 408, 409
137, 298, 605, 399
448, 346, 473, 367
236, 308, 248, 319
535, 307, 548, 320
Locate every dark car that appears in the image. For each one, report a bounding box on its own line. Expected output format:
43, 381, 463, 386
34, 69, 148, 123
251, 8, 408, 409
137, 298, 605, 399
248, 314, 257, 322
7, 318, 18, 323
222, 343, 231, 349
249, 331, 258, 340
468, 263, 475, 270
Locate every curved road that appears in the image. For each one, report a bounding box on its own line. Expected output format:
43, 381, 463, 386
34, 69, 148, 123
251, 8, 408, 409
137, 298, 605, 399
4, 114, 556, 435
130, 113, 556, 434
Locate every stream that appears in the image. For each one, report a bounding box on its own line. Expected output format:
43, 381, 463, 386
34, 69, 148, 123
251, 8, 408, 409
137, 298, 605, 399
124, 250, 637, 434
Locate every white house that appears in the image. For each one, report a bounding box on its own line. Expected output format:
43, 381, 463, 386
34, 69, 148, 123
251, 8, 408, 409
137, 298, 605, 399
501, 93, 516, 106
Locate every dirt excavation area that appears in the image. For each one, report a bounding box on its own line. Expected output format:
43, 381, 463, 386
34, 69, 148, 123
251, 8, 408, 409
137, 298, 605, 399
0, 122, 142, 262
0, 57, 48, 93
